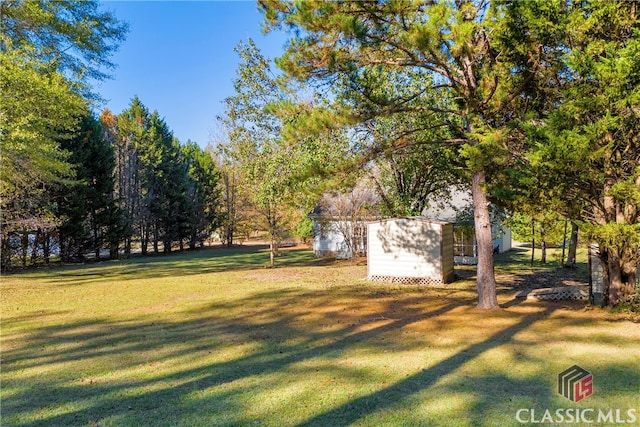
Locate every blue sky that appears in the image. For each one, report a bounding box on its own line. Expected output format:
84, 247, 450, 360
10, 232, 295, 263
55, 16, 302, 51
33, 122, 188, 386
94, 1, 288, 148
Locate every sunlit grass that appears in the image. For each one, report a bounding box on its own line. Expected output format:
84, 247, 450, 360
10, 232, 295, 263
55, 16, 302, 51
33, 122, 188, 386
1, 246, 638, 426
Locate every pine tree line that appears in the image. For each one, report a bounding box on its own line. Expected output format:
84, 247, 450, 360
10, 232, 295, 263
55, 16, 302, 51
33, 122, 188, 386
1, 97, 221, 269
103, 96, 221, 257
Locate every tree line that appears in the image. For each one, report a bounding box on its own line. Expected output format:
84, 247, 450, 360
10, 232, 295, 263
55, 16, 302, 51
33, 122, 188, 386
1, 94, 221, 267
1, 2, 220, 268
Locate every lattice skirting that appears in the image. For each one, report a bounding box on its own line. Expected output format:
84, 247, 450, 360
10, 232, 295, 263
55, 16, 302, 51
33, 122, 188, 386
518, 286, 589, 301
368, 275, 445, 286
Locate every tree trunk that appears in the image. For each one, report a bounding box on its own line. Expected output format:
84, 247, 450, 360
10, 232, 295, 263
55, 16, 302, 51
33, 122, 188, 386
530, 219, 535, 267
564, 223, 578, 268
151, 222, 158, 254
1, 233, 11, 271
471, 170, 499, 309
20, 231, 28, 267
92, 207, 100, 260
124, 237, 131, 257
110, 242, 119, 260
540, 224, 546, 265
269, 240, 275, 268
30, 229, 41, 266
603, 247, 638, 306
561, 220, 568, 265
59, 231, 68, 263
43, 231, 51, 264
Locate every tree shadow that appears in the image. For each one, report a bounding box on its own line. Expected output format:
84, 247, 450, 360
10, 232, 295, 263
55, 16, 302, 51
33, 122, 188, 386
295, 306, 556, 426
2, 279, 637, 426
494, 248, 589, 288
2, 286, 473, 425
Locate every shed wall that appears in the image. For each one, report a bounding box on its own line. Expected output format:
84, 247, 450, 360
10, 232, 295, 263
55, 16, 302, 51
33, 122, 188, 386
368, 218, 453, 283
440, 223, 455, 283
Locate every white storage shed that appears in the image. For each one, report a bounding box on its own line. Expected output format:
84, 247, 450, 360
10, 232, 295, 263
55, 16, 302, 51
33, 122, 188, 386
368, 217, 454, 285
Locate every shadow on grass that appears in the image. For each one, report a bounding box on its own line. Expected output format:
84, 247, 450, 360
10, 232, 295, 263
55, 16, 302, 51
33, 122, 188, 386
494, 248, 589, 287
296, 306, 557, 426
2, 271, 637, 426
2, 287, 474, 425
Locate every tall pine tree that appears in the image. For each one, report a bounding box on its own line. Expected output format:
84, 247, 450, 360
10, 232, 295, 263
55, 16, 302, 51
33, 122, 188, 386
261, 0, 566, 307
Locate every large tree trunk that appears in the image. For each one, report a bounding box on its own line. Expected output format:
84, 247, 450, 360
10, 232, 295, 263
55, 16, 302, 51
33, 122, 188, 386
601, 247, 638, 306
471, 170, 499, 309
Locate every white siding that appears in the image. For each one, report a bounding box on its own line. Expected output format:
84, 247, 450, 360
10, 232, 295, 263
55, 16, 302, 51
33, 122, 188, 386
423, 186, 513, 262
454, 223, 512, 265
313, 221, 350, 258
313, 220, 366, 259
368, 218, 454, 283
499, 226, 512, 252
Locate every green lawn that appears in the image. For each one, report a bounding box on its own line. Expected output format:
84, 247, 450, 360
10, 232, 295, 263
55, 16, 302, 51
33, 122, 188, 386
1, 246, 638, 426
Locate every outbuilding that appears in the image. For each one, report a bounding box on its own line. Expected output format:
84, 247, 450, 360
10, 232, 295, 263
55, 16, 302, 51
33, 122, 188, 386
367, 217, 454, 285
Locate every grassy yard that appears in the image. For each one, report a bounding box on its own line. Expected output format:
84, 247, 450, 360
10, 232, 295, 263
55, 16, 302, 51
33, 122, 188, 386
1, 246, 638, 426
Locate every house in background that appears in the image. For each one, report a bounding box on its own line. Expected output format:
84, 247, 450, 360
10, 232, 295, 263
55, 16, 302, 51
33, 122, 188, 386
310, 205, 369, 259
312, 218, 367, 259
422, 188, 512, 265
310, 183, 379, 259
311, 185, 512, 265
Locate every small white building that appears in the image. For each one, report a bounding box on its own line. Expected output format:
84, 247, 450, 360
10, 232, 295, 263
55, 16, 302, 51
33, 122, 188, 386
368, 217, 454, 285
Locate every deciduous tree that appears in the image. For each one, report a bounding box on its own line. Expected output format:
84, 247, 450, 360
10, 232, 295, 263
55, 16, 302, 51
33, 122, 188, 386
1, 0, 128, 96
1, 0, 126, 268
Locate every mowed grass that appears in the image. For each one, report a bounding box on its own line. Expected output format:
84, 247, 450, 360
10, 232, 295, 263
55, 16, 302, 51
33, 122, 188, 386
1, 246, 639, 426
